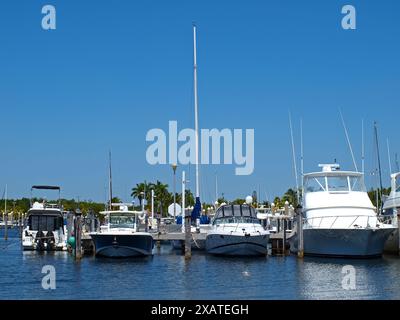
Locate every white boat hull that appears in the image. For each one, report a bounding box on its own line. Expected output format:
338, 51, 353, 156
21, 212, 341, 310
290, 227, 394, 258
206, 233, 269, 256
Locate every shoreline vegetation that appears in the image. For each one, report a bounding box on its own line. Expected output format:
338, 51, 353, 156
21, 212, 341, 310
0, 183, 391, 219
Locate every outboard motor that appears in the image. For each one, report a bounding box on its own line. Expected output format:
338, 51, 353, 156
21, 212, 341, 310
46, 231, 56, 250
35, 231, 45, 250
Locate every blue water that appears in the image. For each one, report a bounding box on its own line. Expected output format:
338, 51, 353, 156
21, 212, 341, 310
1, 228, 400, 300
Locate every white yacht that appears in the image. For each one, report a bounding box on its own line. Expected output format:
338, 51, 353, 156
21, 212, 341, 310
292, 164, 395, 258
382, 172, 400, 253
89, 203, 154, 258
205, 204, 270, 256
22, 186, 67, 251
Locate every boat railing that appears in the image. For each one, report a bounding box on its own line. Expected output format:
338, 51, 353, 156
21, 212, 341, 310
304, 214, 394, 230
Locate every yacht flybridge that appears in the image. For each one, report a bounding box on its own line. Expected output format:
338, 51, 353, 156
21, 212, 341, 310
294, 164, 395, 258
22, 185, 67, 251
89, 203, 154, 258
206, 203, 269, 256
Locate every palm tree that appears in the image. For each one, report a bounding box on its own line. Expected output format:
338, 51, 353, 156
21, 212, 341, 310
131, 182, 148, 207
282, 188, 298, 207
152, 181, 170, 216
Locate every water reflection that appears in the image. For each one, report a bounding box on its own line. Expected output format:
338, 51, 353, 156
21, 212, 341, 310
1, 229, 400, 300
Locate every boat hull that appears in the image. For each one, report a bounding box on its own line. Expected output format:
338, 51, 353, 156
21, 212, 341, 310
206, 233, 269, 256
91, 233, 154, 258
291, 228, 394, 258
384, 229, 399, 254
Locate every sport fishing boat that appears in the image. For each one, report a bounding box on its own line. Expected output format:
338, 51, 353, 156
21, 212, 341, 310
382, 172, 400, 253
293, 164, 395, 258
22, 185, 67, 251
205, 203, 270, 256
89, 203, 154, 258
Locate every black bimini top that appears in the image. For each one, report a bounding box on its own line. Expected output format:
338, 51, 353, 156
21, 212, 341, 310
31, 185, 60, 190
27, 210, 63, 217
214, 204, 257, 221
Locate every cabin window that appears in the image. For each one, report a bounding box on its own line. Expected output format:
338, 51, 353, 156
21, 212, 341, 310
349, 176, 365, 192
29, 215, 61, 232
327, 176, 349, 192
109, 215, 135, 229
396, 176, 400, 192
305, 177, 326, 192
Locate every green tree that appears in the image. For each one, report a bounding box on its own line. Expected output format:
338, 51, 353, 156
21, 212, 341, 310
150, 180, 170, 216
131, 182, 149, 207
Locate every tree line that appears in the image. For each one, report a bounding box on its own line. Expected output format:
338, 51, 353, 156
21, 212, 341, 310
0, 185, 393, 219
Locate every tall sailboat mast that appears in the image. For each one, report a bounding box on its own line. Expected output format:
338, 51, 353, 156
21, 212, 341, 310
374, 122, 383, 213
191, 23, 202, 221
109, 151, 113, 210
193, 24, 200, 199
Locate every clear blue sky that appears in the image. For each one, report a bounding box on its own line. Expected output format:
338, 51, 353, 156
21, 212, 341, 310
0, 0, 399, 203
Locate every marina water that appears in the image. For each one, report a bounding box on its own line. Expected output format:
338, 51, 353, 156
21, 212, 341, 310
1, 228, 400, 300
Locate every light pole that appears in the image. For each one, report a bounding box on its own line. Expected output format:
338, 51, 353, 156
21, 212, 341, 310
139, 191, 145, 231
172, 163, 178, 220
151, 189, 155, 226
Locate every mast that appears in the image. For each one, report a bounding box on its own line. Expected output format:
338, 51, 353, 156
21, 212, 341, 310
4, 184, 7, 241
396, 153, 400, 173
374, 122, 383, 213
191, 23, 202, 222
387, 138, 392, 174
289, 112, 300, 205
193, 24, 200, 199
215, 172, 218, 203
361, 119, 365, 174
300, 118, 304, 202
108, 151, 113, 210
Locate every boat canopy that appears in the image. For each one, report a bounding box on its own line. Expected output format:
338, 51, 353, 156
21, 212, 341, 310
31, 185, 60, 190
214, 204, 258, 221
304, 171, 366, 193
392, 172, 400, 193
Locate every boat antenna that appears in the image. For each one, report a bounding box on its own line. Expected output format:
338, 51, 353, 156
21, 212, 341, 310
191, 23, 202, 221
289, 111, 300, 204
108, 150, 113, 210
361, 119, 365, 174
374, 122, 384, 213
339, 108, 358, 172
387, 138, 392, 174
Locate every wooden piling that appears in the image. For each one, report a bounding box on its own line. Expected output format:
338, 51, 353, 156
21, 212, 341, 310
283, 202, 289, 255
74, 209, 82, 260
283, 219, 287, 255
297, 206, 304, 258
184, 212, 191, 260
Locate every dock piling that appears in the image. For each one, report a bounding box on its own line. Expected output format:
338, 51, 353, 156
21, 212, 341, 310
297, 205, 304, 258
74, 209, 82, 260
184, 212, 191, 260
283, 202, 289, 255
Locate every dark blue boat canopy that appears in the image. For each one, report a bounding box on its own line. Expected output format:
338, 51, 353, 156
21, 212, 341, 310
214, 204, 257, 220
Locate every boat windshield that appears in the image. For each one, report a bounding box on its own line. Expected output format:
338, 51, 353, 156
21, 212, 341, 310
28, 213, 64, 232
396, 175, 400, 192
214, 216, 260, 224
109, 214, 135, 229
305, 174, 365, 193
213, 204, 259, 225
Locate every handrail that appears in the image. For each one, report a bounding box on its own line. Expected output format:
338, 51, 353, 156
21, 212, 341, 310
304, 214, 394, 230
